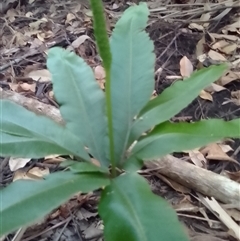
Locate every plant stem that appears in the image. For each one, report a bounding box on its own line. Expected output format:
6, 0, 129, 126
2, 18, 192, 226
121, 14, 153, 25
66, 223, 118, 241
90, 0, 116, 177
105, 70, 116, 177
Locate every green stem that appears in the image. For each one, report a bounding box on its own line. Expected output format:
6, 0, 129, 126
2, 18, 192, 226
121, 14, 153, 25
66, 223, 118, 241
105, 70, 116, 177
90, 0, 116, 177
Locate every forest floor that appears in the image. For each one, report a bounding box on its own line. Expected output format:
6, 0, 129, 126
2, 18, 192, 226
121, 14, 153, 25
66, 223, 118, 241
0, 0, 240, 240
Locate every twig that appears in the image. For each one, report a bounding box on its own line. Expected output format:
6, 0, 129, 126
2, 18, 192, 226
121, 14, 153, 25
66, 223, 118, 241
22, 217, 71, 241
156, 32, 180, 61
0, 49, 40, 72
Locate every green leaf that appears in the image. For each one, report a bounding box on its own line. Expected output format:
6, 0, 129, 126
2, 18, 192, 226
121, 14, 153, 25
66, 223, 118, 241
131, 119, 240, 160
129, 64, 228, 143
0, 101, 90, 160
0, 171, 109, 236
0, 133, 74, 158
60, 160, 109, 174
47, 48, 107, 166
99, 172, 189, 241
110, 3, 155, 163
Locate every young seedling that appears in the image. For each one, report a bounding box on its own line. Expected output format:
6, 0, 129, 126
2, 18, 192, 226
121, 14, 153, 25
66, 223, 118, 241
1, 1, 239, 240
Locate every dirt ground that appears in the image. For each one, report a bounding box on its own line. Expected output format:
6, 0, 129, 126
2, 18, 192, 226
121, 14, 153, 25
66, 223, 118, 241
0, 0, 240, 240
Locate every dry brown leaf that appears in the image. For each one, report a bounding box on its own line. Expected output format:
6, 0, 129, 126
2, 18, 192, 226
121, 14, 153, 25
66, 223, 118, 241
180, 56, 193, 77
29, 18, 48, 31
9, 157, 31, 171
231, 90, 240, 99
199, 90, 213, 101
9, 83, 20, 92
65, 13, 76, 24
6, 8, 18, 22
222, 17, 240, 34
71, 35, 90, 48
48, 90, 54, 99
208, 50, 227, 62
222, 43, 237, 55
209, 33, 239, 42
94, 65, 105, 89
200, 3, 211, 28
188, 150, 207, 168
28, 166, 50, 177
204, 83, 225, 93
13, 167, 50, 182
174, 198, 200, 213
218, 144, 233, 153
218, 71, 240, 86
44, 154, 66, 163
188, 23, 204, 31
13, 32, 28, 47
20, 82, 36, 92
210, 36, 237, 55
201, 143, 238, 164
211, 40, 237, 55
197, 53, 207, 63
37, 30, 54, 41
195, 36, 206, 59
27, 69, 51, 82
155, 173, 190, 194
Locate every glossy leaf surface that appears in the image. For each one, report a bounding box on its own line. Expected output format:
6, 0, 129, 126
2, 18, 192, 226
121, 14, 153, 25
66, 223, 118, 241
0, 171, 109, 235
130, 65, 228, 142
131, 119, 240, 159
99, 172, 189, 241
110, 3, 155, 163
0, 101, 90, 160
47, 48, 107, 166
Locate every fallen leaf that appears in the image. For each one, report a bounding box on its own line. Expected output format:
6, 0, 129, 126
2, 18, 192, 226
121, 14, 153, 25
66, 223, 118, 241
29, 18, 48, 30
231, 90, 240, 99
201, 143, 238, 164
9, 157, 31, 171
13, 167, 50, 181
19, 82, 36, 92
189, 150, 207, 168
27, 69, 51, 82
218, 144, 233, 153
154, 173, 190, 194
218, 71, 240, 86
212, 40, 230, 50
199, 90, 213, 101
71, 35, 90, 49
65, 13, 76, 24
209, 33, 239, 42
188, 23, 204, 31
208, 50, 227, 62
44, 155, 66, 163
204, 83, 225, 93
180, 56, 194, 77
222, 43, 237, 55
195, 36, 206, 59
94, 65, 105, 89
222, 17, 240, 34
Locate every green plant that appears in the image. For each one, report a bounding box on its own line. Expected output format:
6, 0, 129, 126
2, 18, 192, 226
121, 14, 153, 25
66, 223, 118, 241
0, 1, 239, 240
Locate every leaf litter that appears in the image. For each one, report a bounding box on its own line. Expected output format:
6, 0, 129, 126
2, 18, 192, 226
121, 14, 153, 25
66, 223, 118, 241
0, 0, 240, 241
